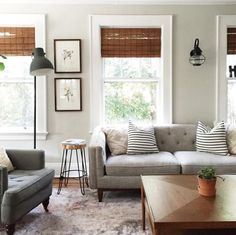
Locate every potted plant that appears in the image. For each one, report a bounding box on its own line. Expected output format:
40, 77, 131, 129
197, 167, 217, 197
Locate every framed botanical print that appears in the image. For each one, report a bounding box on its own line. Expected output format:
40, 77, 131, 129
55, 78, 82, 111
54, 39, 82, 73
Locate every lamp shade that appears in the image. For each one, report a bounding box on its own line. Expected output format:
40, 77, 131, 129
30, 48, 53, 76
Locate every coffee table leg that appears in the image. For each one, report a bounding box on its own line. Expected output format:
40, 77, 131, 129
141, 182, 146, 230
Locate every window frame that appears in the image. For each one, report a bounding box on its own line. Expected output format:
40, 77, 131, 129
89, 15, 172, 130
0, 14, 47, 140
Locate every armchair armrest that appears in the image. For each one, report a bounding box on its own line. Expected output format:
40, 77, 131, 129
0, 166, 8, 197
6, 149, 45, 170
88, 127, 107, 189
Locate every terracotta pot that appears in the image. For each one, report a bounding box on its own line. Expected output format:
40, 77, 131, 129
197, 176, 216, 197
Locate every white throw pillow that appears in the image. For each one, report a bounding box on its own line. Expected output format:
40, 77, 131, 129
196, 121, 229, 156
227, 124, 236, 155
127, 121, 159, 155
102, 127, 128, 155
0, 147, 14, 172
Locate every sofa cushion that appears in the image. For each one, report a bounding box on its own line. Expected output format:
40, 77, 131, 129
105, 151, 180, 176
174, 151, 236, 174
196, 121, 228, 156
2, 168, 54, 206
127, 121, 159, 155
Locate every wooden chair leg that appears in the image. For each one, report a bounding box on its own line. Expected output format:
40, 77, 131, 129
6, 224, 15, 235
98, 189, 103, 202
42, 197, 50, 212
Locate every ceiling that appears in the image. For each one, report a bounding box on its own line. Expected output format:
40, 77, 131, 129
0, 0, 236, 4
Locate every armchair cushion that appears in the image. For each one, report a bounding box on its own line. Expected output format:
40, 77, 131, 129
3, 168, 54, 207
6, 149, 45, 170
0, 147, 14, 172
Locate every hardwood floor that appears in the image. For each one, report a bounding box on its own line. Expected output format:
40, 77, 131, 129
53, 177, 88, 188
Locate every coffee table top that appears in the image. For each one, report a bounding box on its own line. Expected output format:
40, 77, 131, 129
141, 175, 236, 224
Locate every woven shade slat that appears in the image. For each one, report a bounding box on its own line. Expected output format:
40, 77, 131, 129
0, 27, 35, 56
101, 28, 161, 57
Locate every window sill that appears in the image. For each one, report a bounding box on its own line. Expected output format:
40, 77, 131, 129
0, 131, 48, 140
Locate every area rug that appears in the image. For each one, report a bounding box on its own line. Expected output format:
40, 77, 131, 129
0, 188, 151, 235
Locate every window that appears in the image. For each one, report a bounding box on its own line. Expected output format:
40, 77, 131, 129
216, 15, 236, 124
0, 14, 47, 140
90, 15, 172, 129
0, 27, 34, 131
227, 28, 236, 123
102, 28, 161, 124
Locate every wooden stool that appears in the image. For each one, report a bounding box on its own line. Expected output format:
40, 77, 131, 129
57, 139, 88, 195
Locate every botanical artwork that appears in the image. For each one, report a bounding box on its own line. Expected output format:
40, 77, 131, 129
55, 78, 82, 111
54, 39, 81, 73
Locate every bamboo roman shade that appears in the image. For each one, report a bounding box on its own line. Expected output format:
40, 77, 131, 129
0, 27, 35, 56
227, 28, 236, 54
101, 28, 161, 57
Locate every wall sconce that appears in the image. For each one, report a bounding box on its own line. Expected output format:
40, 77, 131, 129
0, 54, 7, 71
189, 38, 206, 66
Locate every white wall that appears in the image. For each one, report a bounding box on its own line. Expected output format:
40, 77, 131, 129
0, 4, 236, 174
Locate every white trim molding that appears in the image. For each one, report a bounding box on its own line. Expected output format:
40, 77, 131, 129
89, 15, 172, 130
216, 15, 236, 122
0, 0, 235, 5
0, 132, 48, 140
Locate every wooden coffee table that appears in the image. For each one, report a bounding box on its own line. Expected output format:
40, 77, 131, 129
141, 175, 236, 235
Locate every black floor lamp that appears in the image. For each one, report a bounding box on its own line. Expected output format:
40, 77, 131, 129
30, 48, 54, 149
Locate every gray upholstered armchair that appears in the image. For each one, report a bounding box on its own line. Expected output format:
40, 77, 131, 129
0, 149, 55, 235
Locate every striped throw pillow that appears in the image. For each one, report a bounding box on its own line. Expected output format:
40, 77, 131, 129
127, 121, 159, 155
196, 121, 229, 156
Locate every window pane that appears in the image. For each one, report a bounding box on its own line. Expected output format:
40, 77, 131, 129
0, 56, 31, 79
228, 82, 236, 124
0, 56, 33, 130
104, 82, 158, 124
0, 83, 33, 130
104, 58, 160, 79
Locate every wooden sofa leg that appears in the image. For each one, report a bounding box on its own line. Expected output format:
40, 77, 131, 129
98, 189, 103, 202
6, 224, 15, 235
42, 197, 50, 212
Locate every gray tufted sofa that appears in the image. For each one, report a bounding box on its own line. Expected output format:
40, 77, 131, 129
89, 124, 236, 201
1, 149, 55, 235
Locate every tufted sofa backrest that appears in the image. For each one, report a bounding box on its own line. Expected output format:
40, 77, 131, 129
154, 124, 197, 153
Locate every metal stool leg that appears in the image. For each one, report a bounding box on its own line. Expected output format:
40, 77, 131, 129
76, 149, 85, 195
81, 148, 89, 187
58, 149, 67, 194
65, 149, 73, 186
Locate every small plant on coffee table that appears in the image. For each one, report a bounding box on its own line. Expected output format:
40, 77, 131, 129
197, 166, 217, 197
198, 167, 216, 180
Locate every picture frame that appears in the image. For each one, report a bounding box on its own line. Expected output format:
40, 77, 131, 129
54, 39, 82, 73
54, 78, 82, 111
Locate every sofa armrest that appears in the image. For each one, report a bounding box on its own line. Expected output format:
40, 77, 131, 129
88, 127, 107, 189
0, 166, 8, 198
6, 149, 45, 170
